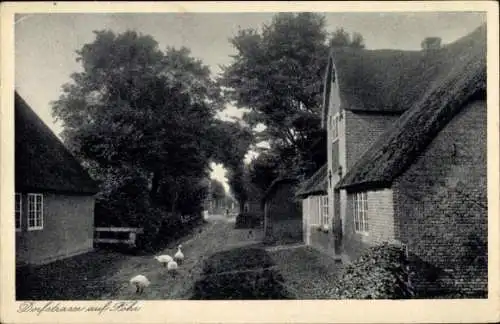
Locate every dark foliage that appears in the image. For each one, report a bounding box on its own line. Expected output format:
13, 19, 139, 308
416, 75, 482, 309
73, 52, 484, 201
51, 29, 254, 250
221, 12, 364, 178
329, 243, 414, 299
191, 269, 291, 300
192, 247, 292, 300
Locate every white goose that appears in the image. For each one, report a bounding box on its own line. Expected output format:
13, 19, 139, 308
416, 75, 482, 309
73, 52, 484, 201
154, 254, 173, 267
129, 275, 150, 294
167, 260, 178, 278
174, 245, 184, 264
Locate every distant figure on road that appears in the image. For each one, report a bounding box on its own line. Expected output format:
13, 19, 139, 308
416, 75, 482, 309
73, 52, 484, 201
225, 208, 229, 217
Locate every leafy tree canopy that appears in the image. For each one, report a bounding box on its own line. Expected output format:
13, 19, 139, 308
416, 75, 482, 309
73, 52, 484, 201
52, 29, 248, 217
220, 13, 364, 180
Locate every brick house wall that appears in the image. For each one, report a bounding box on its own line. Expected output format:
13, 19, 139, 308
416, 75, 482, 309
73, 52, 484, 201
264, 181, 302, 244
341, 188, 395, 262
16, 193, 95, 265
344, 110, 400, 172
324, 61, 403, 260
325, 65, 342, 251
333, 110, 399, 260
392, 99, 487, 296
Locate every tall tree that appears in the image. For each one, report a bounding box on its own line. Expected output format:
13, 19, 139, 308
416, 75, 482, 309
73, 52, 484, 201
221, 13, 363, 178
329, 28, 365, 49
247, 150, 281, 194
52, 30, 224, 220
421, 37, 442, 50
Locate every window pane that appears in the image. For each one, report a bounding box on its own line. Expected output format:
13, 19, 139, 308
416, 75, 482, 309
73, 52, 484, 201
15, 194, 21, 208
353, 195, 358, 231
364, 193, 368, 231
28, 214, 35, 227
359, 196, 363, 231
27, 194, 43, 229
15, 194, 21, 229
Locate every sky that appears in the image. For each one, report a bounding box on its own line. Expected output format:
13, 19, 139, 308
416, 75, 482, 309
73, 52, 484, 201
14, 11, 486, 193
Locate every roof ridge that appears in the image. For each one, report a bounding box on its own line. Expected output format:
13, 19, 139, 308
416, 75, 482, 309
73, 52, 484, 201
336, 27, 486, 190
15, 91, 99, 194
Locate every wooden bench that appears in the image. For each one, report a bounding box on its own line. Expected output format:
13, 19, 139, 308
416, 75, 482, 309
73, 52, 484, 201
94, 227, 144, 247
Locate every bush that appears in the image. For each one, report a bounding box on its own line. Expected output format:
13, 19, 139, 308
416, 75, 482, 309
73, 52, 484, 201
94, 173, 152, 228
94, 170, 207, 253
192, 268, 291, 300
329, 243, 414, 299
202, 247, 274, 274
191, 247, 292, 300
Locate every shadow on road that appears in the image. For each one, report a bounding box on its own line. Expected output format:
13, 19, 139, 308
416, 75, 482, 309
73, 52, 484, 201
190, 246, 294, 300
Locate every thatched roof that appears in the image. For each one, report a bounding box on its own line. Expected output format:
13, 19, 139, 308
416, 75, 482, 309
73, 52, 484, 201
261, 177, 299, 203
336, 24, 486, 191
15, 92, 99, 194
295, 163, 328, 198
322, 24, 486, 128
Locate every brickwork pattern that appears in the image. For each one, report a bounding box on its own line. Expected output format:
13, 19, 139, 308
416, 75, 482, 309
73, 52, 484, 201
393, 100, 487, 296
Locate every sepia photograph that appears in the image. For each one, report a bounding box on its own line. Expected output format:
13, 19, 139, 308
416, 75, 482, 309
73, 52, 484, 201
1, 1, 499, 324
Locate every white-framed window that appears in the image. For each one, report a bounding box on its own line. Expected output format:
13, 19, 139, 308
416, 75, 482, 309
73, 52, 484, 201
27, 193, 43, 231
308, 196, 320, 226
353, 192, 368, 234
320, 195, 329, 226
15, 193, 22, 231
332, 114, 340, 142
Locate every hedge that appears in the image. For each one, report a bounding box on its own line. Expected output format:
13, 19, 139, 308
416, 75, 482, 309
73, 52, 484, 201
328, 243, 415, 299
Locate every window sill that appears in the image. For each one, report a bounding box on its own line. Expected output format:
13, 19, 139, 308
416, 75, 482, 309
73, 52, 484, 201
355, 231, 369, 237
27, 227, 43, 231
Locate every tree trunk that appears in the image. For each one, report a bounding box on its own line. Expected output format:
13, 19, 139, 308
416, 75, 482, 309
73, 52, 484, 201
150, 171, 160, 201
171, 191, 179, 214
239, 200, 246, 214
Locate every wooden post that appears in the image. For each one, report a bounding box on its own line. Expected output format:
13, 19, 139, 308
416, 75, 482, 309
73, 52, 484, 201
129, 232, 137, 247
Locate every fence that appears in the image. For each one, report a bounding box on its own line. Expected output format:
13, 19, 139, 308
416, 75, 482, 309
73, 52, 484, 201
94, 227, 144, 247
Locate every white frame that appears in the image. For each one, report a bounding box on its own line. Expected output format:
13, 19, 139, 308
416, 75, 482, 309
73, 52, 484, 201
27, 193, 43, 231
316, 197, 321, 225
331, 114, 340, 142
15, 193, 22, 231
320, 195, 329, 227
353, 192, 368, 234
308, 196, 319, 226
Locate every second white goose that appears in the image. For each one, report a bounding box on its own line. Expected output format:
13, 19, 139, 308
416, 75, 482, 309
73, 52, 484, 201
174, 244, 184, 264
